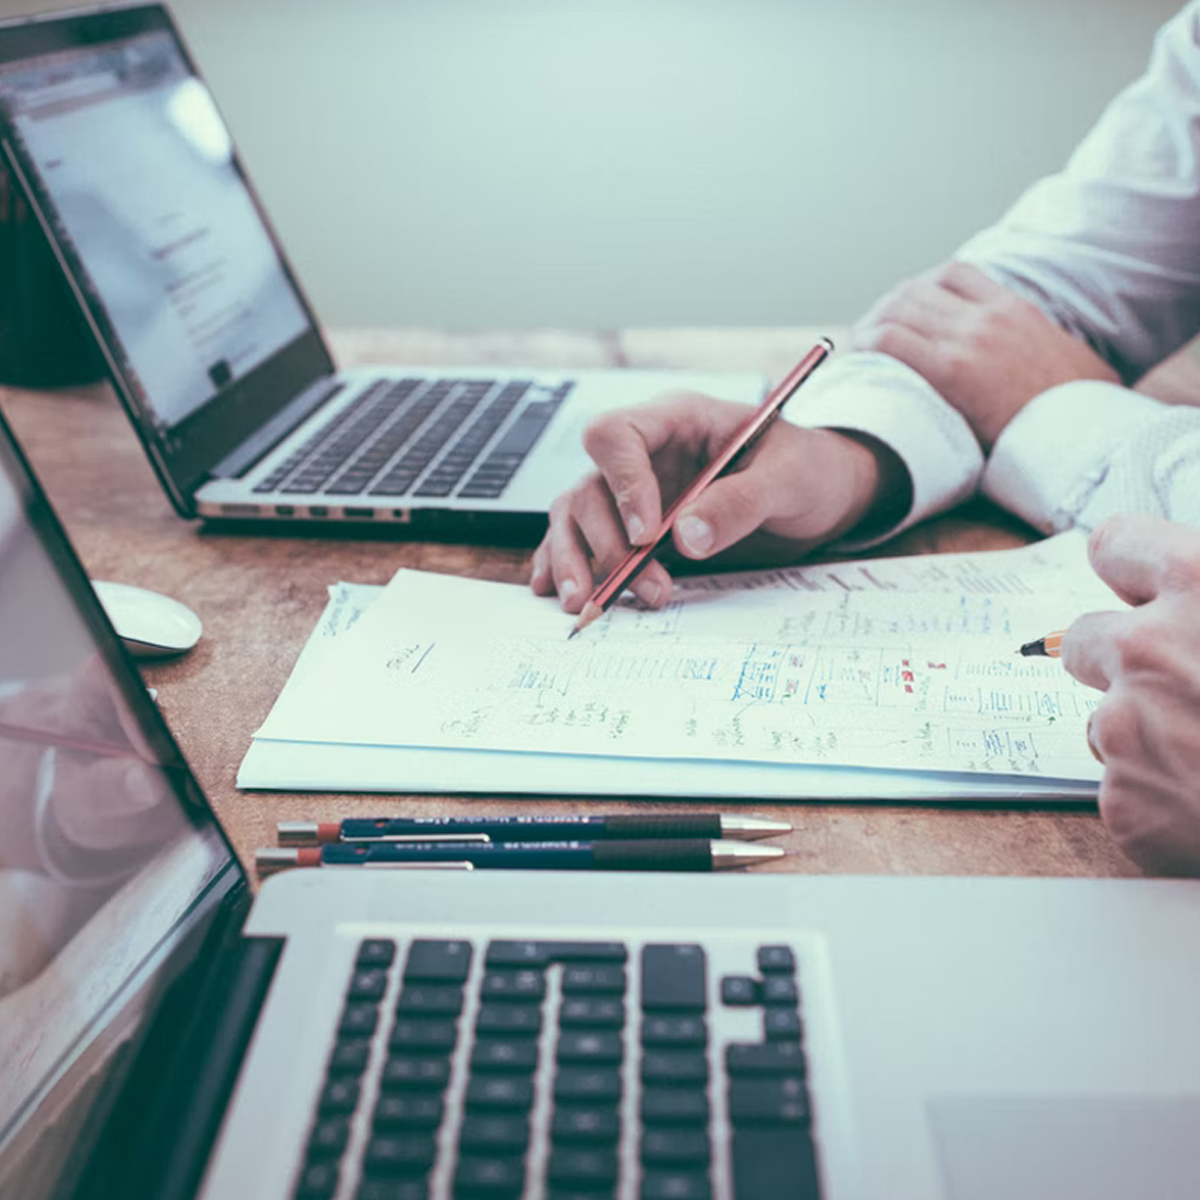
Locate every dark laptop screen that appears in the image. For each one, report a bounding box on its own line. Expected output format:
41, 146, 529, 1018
0, 26, 310, 430
0, 412, 234, 1197
0, 4, 334, 513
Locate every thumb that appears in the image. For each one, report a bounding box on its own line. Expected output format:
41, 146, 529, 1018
670, 466, 780, 560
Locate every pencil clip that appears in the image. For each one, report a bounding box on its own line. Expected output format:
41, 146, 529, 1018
372, 833, 492, 845
360, 861, 476, 871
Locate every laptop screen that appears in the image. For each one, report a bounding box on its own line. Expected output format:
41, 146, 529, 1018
0, 411, 235, 1196
0, 28, 310, 430
0, 4, 334, 512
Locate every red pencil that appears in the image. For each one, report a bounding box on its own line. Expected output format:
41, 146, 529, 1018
569, 337, 835, 638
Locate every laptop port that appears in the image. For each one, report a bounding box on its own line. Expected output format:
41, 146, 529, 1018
308, 506, 328, 518
391, 509, 412, 523
343, 507, 374, 519
274, 505, 295, 517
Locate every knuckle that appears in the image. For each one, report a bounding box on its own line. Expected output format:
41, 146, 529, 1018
1110, 622, 1169, 676
1088, 692, 1141, 763
581, 414, 622, 460
859, 322, 899, 358
1160, 544, 1200, 591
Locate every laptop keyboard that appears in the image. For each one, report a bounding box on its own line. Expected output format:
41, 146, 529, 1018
253, 377, 574, 502
292, 936, 822, 1200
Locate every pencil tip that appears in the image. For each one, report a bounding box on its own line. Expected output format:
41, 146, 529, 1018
1018, 638, 1045, 657
568, 601, 604, 640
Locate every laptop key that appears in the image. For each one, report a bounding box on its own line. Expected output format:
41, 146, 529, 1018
640, 1128, 710, 1166
640, 1088, 709, 1126
549, 1106, 621, 1145
356, 1181, 428, 1200
349, 968, 389, 1001
452, 1155, 527, 1195
318, 1078, 360, 1115
471, 1038, 540, 1073
362, 1132, 437, 1177
556, 1031, 623, 1066
727, 1077, 810, 1125
374, 1093, 444, 1130
389, 1018, 459, 1053
379, 1056, 451, 1091
485, 940, 550, 968
328, 1038, 372, 1076
547, 1147, 619, 1187
396, 984, 465, 1015
475, 1003, 542, 1037
404, 940, 473, 983
480, 970, 546, 1002
465, 1075, 536, 1112
640, 1016, 707, 1048
730, 1127, 821, 1200
641, 945, 707, 1011
457, 1114, 531, 1153
640, 1050, 708, 1085
763, 1008, 803, 1042
553, 1068, 622, 1104
726, 1042, 806, 1076
761, 976, 800, 1006
720, 976, 760, 1006
562, 965, 626, 995
294, 1160, 340, 1199
307, 1116, 350, 1159
640, 1171, 712, 1200
559, 997, 624, 1029
757, 945, 796, 973
357, 939, 397, 968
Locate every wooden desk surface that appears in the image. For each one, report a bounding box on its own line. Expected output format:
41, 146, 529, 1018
0, 327, 1147, 882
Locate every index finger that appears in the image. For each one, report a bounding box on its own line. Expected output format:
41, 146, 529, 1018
1059, 609, 1130, 692
1087, 514, 1200, 605
581, 396, 701, 546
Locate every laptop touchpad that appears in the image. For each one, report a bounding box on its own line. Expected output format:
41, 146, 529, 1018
929, 1095, 1200, 1200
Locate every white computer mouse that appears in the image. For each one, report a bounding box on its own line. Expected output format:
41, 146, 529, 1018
92, 581, 203, 659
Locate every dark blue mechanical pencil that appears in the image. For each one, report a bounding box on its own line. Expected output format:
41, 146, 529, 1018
257, 838, 783, 874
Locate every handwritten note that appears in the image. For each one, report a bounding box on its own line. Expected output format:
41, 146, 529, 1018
254, 534, 1115, 784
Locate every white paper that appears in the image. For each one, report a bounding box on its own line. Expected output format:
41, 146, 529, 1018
248, 536, 1115, 792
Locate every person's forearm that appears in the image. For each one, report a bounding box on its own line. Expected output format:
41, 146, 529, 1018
958, 2, 1200, 383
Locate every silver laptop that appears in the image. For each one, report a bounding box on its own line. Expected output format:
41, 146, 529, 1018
3, 391, 1200, 1200
0, 2, 764, 534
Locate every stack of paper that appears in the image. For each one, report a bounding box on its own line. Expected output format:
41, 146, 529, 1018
240, 533, 1118, 801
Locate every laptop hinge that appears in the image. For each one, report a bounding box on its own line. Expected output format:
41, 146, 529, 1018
67, 881, 284, 1200
209, 376, 344, 480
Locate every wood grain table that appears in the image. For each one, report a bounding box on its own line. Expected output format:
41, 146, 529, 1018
4, 326, 1171, 885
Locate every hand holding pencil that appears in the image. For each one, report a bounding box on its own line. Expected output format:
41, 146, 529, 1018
531, 339, 912, 619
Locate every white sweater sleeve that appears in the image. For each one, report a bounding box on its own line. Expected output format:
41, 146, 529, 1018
983, 381, 1200, 532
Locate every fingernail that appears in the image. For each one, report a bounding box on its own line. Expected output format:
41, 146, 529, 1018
622, 510, 646, 544
560, 579, 579, 604
640, 578, 664, 606
677, 514, 713, 555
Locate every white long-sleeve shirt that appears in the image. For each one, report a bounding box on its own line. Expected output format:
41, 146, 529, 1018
789, 0, 1200, 539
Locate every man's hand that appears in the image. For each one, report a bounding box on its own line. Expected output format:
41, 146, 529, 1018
530, 391, 908, 612
851, 261, 1120, 451
1060, 515, 1200, 876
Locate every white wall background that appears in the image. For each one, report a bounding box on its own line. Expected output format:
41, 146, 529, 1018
0, 0, 1186, 330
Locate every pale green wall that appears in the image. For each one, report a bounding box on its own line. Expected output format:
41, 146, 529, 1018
0, 0, 1186, 330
